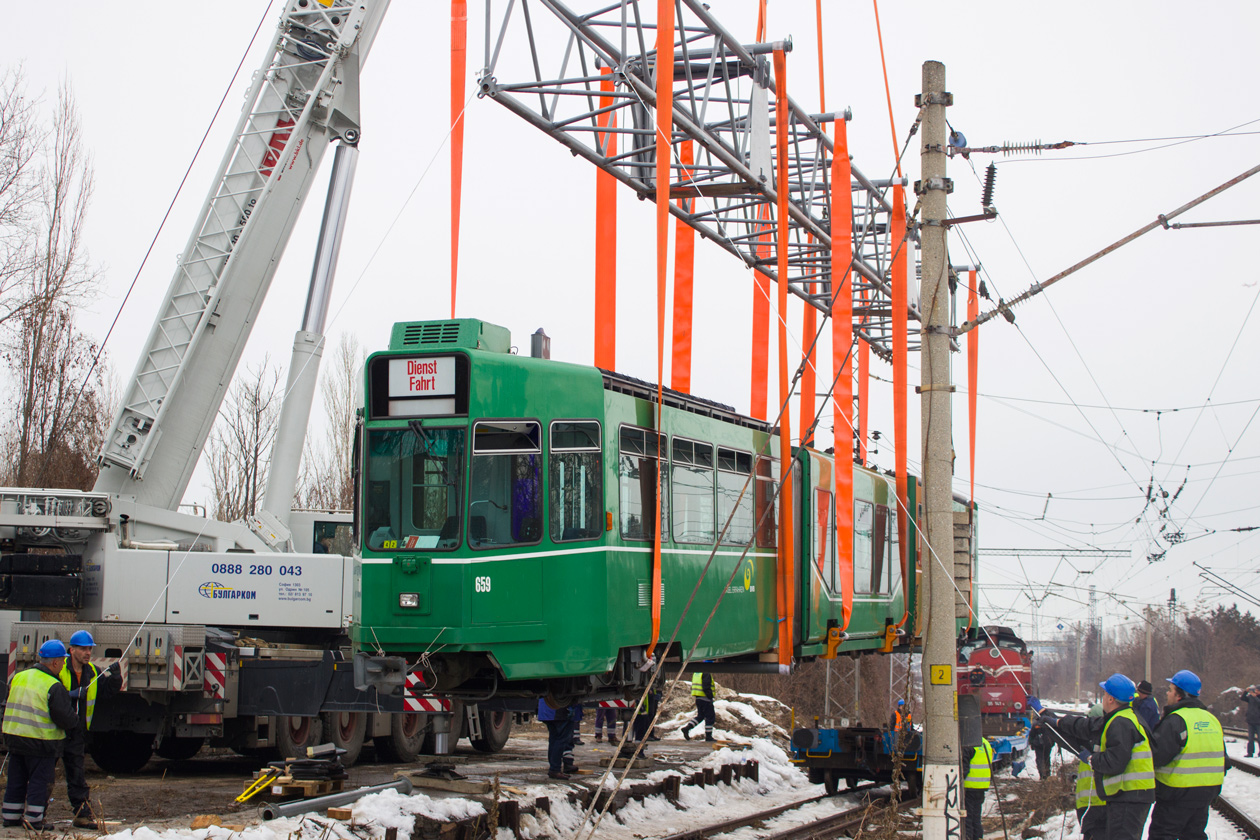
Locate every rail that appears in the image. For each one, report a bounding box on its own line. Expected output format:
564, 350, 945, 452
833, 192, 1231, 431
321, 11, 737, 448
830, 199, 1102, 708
1229, 756, 1260, 778
1213, 795, 1260, 840
660, 789, 917, 840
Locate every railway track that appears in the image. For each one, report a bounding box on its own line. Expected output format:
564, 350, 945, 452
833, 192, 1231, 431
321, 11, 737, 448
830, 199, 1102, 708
1214, 795, 1260, 840
1231, 757, 1260, 778
660, 787, 917, 840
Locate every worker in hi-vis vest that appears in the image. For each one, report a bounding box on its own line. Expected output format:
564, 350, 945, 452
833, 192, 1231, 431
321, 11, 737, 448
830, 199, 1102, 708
961, 736, 994, 840
1030, 673, 1155, 840
59, 629, 122, 829
2, 640, 78, 831
1148, 670, 1226, 840
683, 670, 717, 741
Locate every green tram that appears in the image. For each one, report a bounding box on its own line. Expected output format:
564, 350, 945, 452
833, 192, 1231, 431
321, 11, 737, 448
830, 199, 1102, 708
352, 319, 974, 701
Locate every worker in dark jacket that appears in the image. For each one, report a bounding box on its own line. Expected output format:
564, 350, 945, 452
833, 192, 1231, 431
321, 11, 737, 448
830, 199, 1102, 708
1035, 674, 1154, 840
1148, 670, 1226, 840
2, 640, 78, 830
537, 698, 577, 780
1028, 719, 1055, 779
59, 630, 122, 829
1245, 685, 1260, 758
1133, 680, 1160, 732
683, 670, 717, 741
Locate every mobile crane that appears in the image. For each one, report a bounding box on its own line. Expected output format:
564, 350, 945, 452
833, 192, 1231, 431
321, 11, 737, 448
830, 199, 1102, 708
0, 0, 509, 772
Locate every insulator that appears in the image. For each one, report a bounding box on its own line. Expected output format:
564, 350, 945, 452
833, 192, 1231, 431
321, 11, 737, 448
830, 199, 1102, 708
981, 163, 997, 209
1001, 139, 1043, 156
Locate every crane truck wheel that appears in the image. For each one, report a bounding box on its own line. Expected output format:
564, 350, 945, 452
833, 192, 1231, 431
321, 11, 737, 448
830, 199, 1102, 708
320, 711, 367, 766
155, 736, 205, 762
374, 713, 426, 763
470, 709, 511, 753
89, 731, 155, 774
275, 715, 324, 759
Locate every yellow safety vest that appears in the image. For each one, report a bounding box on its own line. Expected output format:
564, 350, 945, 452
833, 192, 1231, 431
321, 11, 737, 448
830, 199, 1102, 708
1154, 708, 1225, 788
1099, 708, 1155, 796
964, 739, 994, 790
2, 667, 66, 741
1076, 757, 1106, 809
59, 661, 99, 730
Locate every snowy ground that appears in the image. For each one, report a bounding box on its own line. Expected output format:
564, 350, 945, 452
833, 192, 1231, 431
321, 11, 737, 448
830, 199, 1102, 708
81, 713, 1260, 840
94, 738, 856, 840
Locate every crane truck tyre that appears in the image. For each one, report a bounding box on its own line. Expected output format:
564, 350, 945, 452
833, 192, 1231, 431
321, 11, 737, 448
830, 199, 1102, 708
470, 709, 512, 753
275, 715, 324, 759
89, 731, 155, 774
374, 713, 426, 763
155, 736, 205, 762
320, 711, 367, 766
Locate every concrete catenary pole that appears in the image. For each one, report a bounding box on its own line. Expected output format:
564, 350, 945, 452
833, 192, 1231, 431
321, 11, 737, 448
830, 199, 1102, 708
919, 59, 963, 840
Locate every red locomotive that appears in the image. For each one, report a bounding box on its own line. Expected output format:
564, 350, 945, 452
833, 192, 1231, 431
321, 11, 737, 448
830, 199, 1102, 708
957, 625, 1033, 734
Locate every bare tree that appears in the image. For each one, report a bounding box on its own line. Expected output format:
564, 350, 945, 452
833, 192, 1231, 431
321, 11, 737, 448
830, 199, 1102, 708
0, 68, 42, 328
206, 357, 284, 521
297, 333, 364, 511
0, 76, 110, 488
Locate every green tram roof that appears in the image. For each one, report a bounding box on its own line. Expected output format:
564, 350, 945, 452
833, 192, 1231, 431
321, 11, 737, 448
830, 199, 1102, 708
599, 367, 776, 436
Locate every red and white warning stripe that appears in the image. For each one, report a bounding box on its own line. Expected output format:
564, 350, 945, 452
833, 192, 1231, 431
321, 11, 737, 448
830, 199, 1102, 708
7, 642, 16, 682
598, 699, 631, 708
171, 645, 184, 691
404, 695, 452, 713
204, 652, 227, 699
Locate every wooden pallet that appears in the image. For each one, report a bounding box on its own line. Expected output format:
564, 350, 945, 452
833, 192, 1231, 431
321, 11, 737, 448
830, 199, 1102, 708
270, 777, 345, 798
242, 772, 345, 800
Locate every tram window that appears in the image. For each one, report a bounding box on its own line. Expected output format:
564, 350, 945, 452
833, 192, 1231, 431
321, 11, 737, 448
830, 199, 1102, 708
550, 421, 603, 542
853, 500, 875, 593
469, 420, 542, 548
671, 438, 715, 544
364, 427, 465, 551
884, 506, 901, 595
754, 457, 778, 548
716, 447, 754, 545
814, 489, 835, 590
619, 426, 668, 541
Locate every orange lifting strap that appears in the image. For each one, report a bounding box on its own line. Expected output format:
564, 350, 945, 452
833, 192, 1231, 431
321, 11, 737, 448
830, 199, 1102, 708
891, 186, 911, 627
671, 141, 696, 393
594, 67, 618, 370
449, 0, 467, 318
831, 118, 855, 634
772, 47, 795, 673
648, 0, 674, 656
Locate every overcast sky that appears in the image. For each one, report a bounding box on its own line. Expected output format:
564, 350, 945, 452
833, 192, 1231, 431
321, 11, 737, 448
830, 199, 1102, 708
4, 2, 1258, 646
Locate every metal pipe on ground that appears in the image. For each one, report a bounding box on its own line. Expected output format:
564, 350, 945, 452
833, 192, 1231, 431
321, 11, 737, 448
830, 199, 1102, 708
262, 778, 414, 821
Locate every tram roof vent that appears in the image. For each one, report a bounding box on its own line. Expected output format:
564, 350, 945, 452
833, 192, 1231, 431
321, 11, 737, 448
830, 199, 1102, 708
390, 319, 512, 354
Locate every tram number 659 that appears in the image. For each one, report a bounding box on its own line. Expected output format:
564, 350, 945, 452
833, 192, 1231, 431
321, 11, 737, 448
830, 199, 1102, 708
473, 576, 492, 593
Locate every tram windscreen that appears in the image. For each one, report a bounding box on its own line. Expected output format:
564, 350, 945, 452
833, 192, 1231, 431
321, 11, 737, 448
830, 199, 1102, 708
364, 427, 466, 551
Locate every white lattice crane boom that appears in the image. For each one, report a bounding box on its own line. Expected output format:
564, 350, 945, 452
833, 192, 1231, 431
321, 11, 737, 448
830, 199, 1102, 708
94, 0, 389, 510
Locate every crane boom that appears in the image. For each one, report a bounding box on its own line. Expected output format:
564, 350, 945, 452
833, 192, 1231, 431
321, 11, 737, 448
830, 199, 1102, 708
95, 0, 390, 509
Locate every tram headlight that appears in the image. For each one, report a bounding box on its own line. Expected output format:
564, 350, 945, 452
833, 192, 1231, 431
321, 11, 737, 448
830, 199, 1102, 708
399, 593, 419, 608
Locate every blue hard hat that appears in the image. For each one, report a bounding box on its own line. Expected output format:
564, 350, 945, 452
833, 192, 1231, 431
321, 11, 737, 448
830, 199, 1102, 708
38, 639, 67, 659
1166, 670, 1202, 697
1099, 673, 1136, 703
69, 630, 95, 647
897, 699, 905, 706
